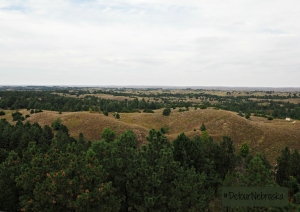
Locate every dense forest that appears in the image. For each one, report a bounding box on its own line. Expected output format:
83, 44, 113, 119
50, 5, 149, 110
0, 118, 300, 211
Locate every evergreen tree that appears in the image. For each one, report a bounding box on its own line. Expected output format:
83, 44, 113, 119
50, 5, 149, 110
276, 147, 291, 186
101, 127, 116, 142
129, 129, 178, 211
0, 151, 22, 212
51, 118, 62, 131
173, 132, 205, 172
214, 136, 237, 180
168, 167, 213, 211
162, 108, 171, 116
237, 155, 276, 187
240, 142, 250, 157
200, 123, 207, 131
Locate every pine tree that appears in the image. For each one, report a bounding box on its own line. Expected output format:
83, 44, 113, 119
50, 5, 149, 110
276, 147, 291, 186
173, 132, 205, 172
240, 142, 250, 157
237, 155, 275, 187
130, 129, 179, 211
168, 167, 213, 211
100, 127, 116, 142
0, 151, 22, 212
200, 123, 207, 131
214, 136, 237, 180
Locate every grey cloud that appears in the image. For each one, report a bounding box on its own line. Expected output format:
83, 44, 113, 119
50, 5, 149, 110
1, 0, 300, 86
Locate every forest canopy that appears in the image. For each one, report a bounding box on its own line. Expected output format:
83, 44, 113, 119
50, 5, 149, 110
0, 118, 300, 211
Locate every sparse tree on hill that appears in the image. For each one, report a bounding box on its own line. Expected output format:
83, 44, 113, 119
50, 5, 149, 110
240, 142, 249, 157
103, 110, 108, 116
163, 108, 171, 116
200, 124, 207, 131
115, 113, 120, 119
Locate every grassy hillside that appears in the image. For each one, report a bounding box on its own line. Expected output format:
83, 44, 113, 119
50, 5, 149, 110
2, 108, 300, 164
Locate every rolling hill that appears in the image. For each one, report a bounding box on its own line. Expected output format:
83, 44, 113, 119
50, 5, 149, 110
2, 108, 300, 164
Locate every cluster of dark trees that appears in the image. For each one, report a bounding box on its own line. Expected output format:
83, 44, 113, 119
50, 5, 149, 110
1, 119, 300, 211
93, 89, 300, 119
215, 98, 300, 120
0, 91, 163, 113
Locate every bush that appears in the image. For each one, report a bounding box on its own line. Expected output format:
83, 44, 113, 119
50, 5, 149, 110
114, 113, 120, 119
200, 105, 207, 109
0, 111, 5, 116
103, 110, 108, 116
237, 111, 244, 117
268, 116, 273, 120
178, 108, 185, 112
162, 108, 171, 116
143, 109, 154, 113
160, 125, 169, 134
200, 124, 207, 131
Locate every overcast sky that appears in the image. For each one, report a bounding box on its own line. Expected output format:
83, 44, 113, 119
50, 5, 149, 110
0, 0, 300, 87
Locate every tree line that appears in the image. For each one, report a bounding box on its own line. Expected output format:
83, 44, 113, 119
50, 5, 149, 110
0, 91, 163, 113
1, 89, 300, 120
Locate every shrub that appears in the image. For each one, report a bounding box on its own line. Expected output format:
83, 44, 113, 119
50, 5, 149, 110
238, 111, 244, 117
114, 113, 120, 119
160, 125, 169, 134
240, 142, 250, 157
200, 124, 207, 131
178, 108, 184, 112
162, 108, 171, 116
143, 109, 154, 113
200, 105, 207, 109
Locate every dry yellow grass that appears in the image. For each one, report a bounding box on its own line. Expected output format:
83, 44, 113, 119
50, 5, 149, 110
25, 110, 149, 146
3, 108, 300, 165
